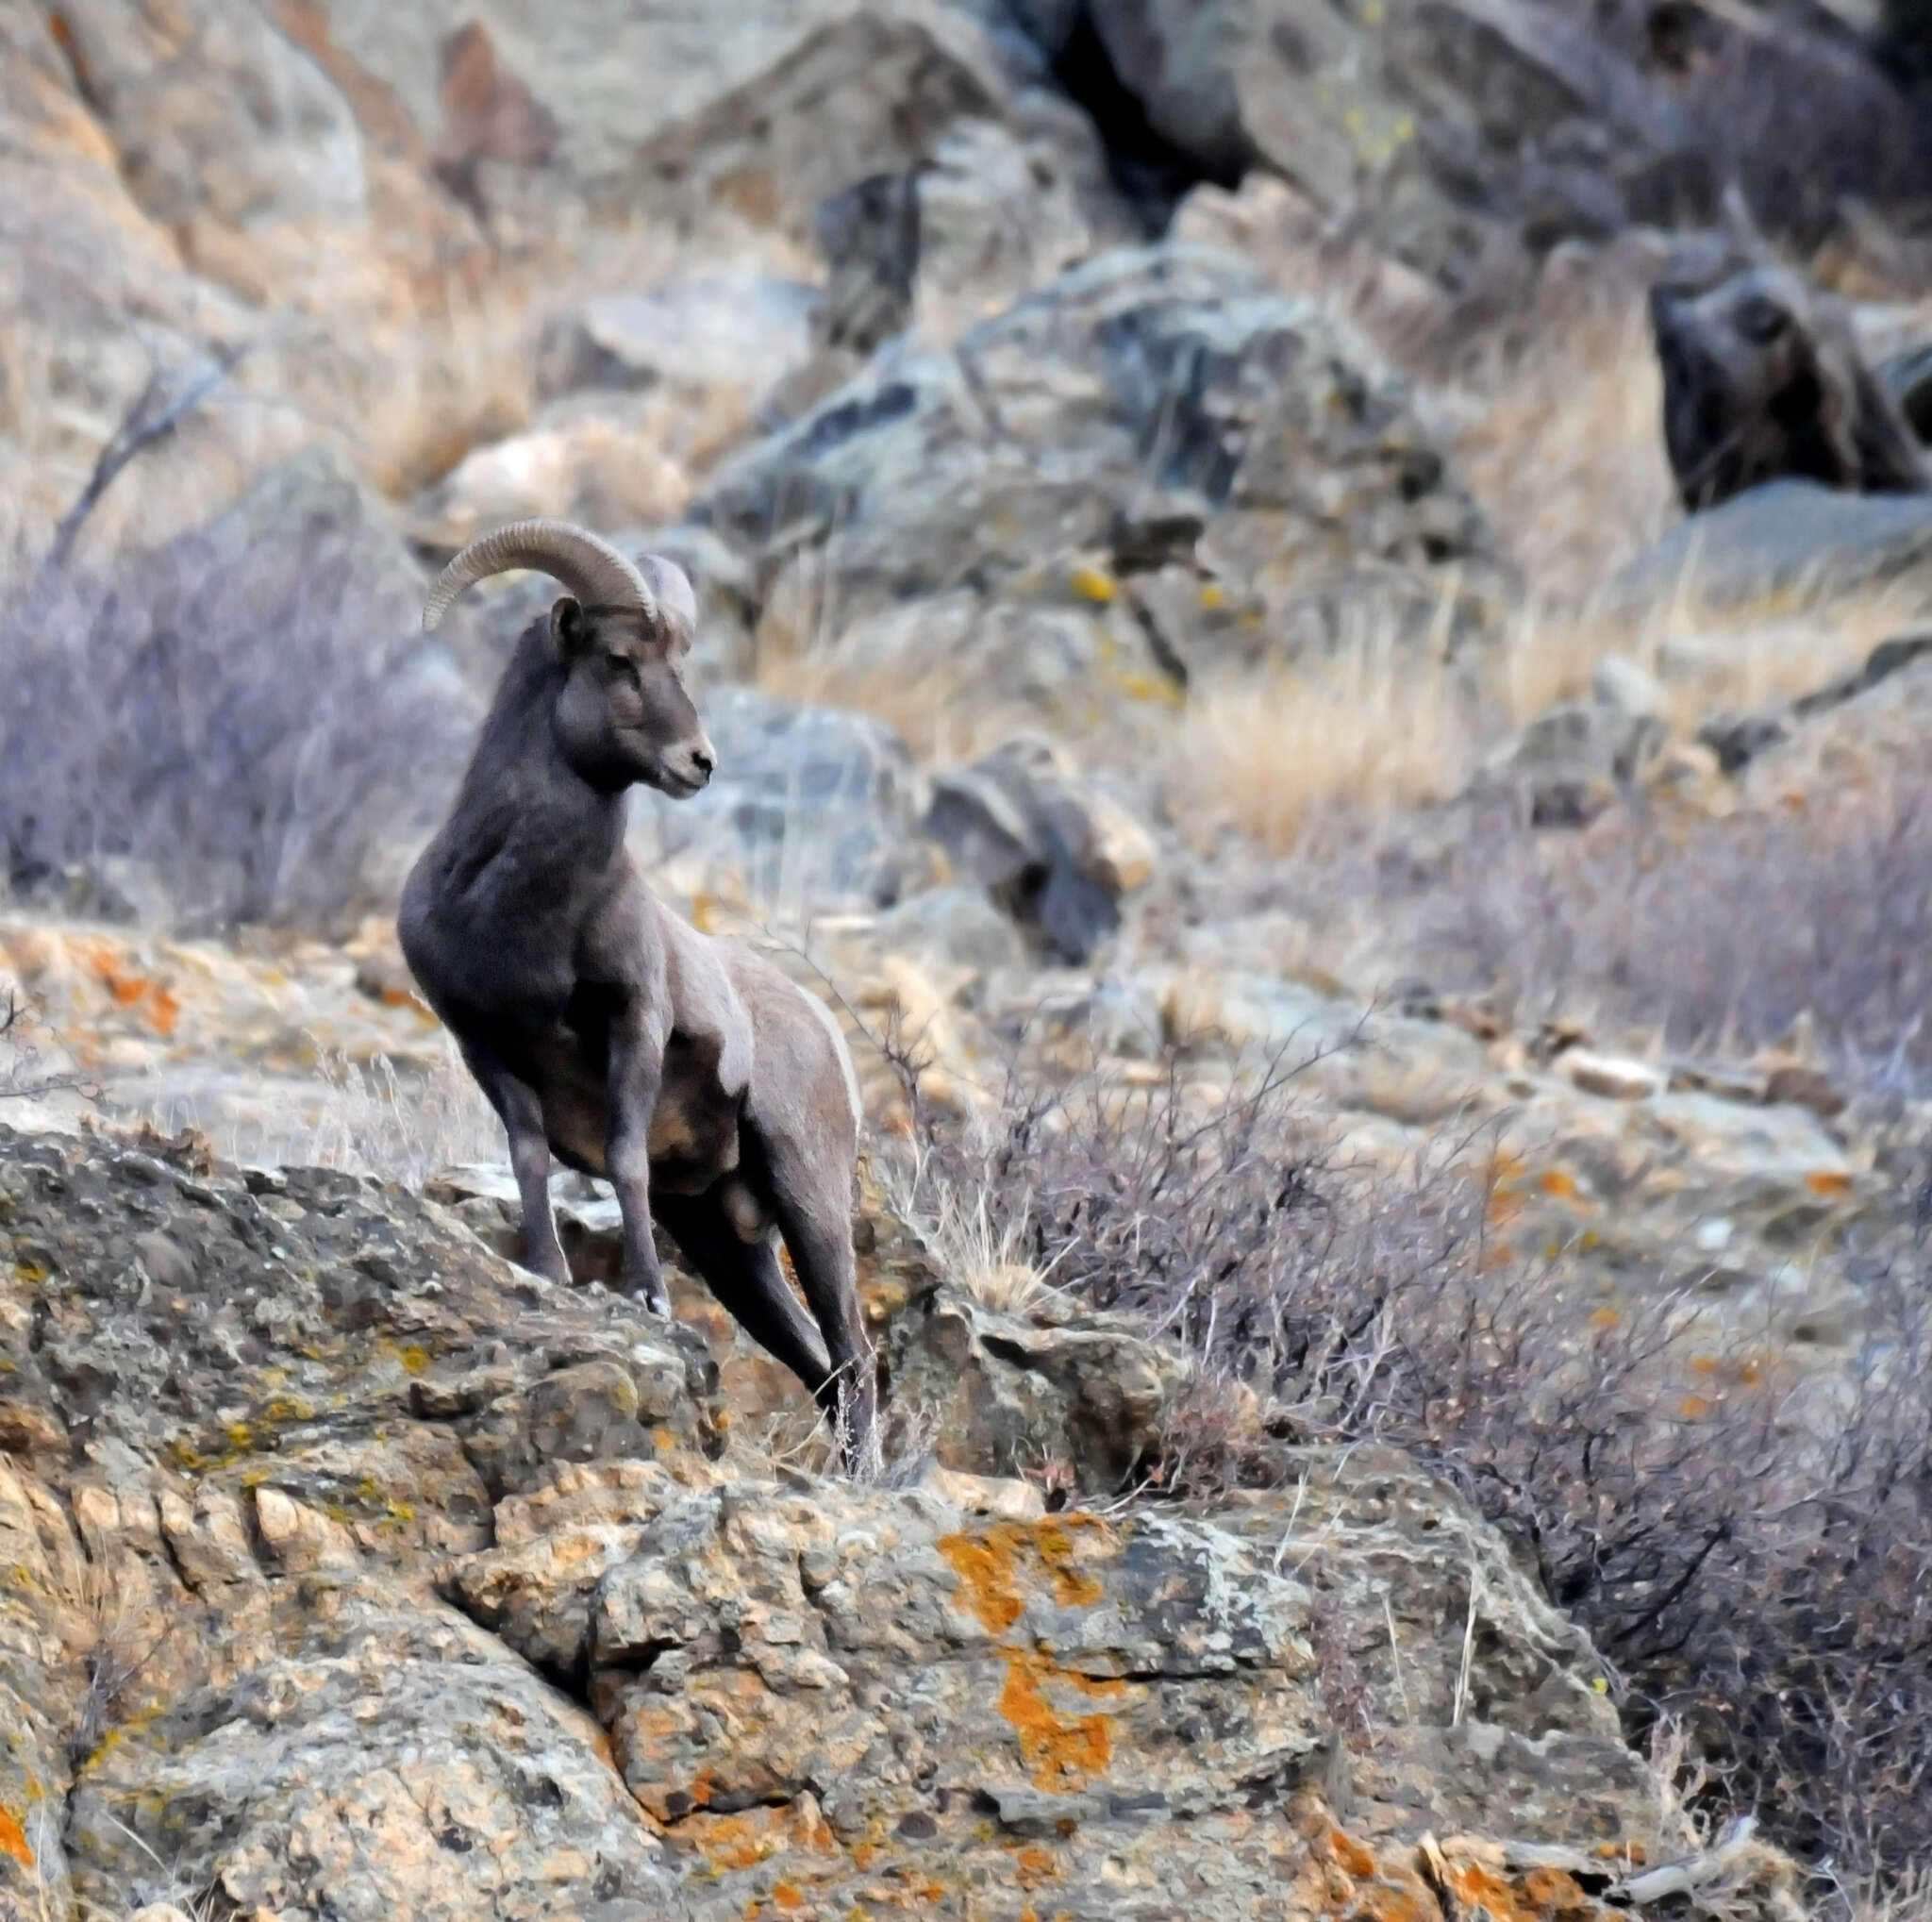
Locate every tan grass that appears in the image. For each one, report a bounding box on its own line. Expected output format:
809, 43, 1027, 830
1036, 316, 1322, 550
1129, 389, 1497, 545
931, 1181, 1058, 1314
750, 546, 1000, 760
878, 1132, 1061, 1316
166, 1038, 503, 1186
1850, 1866, 1932, 1922
1166, 620, 1474, 857
1495, 581, 1932, 737
757, 645, 975, 763
1456, 300, 1678, 603
339, 210, 820, 504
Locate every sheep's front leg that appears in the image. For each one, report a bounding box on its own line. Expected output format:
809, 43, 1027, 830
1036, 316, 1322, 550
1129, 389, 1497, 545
461, 1041, 571, 1287
607, 1000, 670, 1315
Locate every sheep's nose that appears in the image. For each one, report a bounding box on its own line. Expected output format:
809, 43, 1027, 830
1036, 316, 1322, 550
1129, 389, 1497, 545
691, 744, 715, 779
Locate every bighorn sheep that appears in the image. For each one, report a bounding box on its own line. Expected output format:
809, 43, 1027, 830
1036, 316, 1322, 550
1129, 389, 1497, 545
398, 519, 876, 1463
1649, 261, 1930, 511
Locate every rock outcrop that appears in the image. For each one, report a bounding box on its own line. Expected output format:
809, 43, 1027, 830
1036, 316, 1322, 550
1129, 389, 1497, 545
691, 242, 1495, 734
1008, 0, 1930, 276
0, 1122, 1783, 1919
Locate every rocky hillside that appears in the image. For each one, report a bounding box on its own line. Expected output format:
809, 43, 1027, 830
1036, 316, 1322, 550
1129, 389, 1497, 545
6, 0, 1932, 1915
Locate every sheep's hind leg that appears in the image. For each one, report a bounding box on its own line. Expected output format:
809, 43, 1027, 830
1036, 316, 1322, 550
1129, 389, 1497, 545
653, 1190, 832, 1391
756, 1143, 876, 1470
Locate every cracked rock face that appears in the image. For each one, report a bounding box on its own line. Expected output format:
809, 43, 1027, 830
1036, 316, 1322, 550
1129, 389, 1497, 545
0, 1125, 1778, 1918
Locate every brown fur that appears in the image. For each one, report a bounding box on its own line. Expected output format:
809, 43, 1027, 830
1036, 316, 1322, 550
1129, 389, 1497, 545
1650, 261, 1930, 512
399, 561, 875, 1466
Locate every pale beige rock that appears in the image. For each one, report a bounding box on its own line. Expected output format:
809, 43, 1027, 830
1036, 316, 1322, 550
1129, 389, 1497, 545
920, 1462, 1047, 1520
405, 405, 691, 549
1565, 1049, 1669, 1101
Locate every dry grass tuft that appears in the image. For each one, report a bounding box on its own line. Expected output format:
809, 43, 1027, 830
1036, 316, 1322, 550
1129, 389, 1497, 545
360, 291, 538, 500
929, 1181, 1058, 1314
1456, 298, 1677, 603
757, 643, 975, 765
1164, 566, 1930, 867
164, 1039, 502, 1186
1494, 581, 1929, 736
1165, 613, 1475, 856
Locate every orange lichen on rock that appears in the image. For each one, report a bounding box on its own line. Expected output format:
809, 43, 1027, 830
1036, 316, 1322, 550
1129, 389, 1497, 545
938, 1515, 1113, 1634
676, 1800, 841, 1874
998, 1647, 1122, 1786
1014, 1842, 1060, 1889
938, 1518, 1124, 1788
1519, 1866, 1597, 1921
1329, 1829, 1377, 1879
0, 1804, 33, 1867
1349, 1871, 1439, 1922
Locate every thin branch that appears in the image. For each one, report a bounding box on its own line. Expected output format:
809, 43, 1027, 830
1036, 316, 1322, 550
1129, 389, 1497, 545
40, 342, 249, 577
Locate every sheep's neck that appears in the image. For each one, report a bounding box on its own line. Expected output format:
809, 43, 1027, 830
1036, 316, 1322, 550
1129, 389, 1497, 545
451, 630, 630, 911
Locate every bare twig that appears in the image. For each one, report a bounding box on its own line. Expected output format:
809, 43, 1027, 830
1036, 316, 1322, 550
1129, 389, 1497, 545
40, 341, 248, 577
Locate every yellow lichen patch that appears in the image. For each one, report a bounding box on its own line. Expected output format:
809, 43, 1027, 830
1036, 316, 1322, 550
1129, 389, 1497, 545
1804, 1170, 1853, 1197
0, 1804, 33, 1867
1539, 1169, 1577, 1197
225, 1422, 254, 1452
399, 1345, 429, 1377
1068, 564, 1116, 605
1590, 1307, 1620, 1329
771, 1884, 805, 1912
1116, 672, 1184, 708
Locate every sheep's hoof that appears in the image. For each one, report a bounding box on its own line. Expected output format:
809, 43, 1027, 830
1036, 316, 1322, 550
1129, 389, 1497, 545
626, 1277, 672, 1318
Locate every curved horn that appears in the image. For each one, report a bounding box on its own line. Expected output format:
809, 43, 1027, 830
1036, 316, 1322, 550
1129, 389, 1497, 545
423, 519, 654, 632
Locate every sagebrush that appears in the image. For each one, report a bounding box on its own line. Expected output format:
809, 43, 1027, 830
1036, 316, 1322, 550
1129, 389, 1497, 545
896, 1049, 1932, 1887
0, 529, 469, 929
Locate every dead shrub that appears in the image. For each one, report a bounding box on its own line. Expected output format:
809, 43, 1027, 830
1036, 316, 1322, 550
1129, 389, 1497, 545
1374, 780, 1932, 1087
0, 529, 470, 931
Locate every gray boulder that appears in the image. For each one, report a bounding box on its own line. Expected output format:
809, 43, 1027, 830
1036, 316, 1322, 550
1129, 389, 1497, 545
924, 736, 1158, 962
534, 275, 820, 406
636, 685, 931, 911
1007, 0, 1926, 278
1609, 478, 1932, 614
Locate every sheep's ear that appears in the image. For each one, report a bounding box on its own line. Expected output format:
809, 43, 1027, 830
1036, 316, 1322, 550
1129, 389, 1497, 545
549, 595, 588, 660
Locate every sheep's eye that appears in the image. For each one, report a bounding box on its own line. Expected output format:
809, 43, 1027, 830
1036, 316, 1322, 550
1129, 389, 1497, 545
1735, 295, 1788, 343
606, 652, 641, 684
